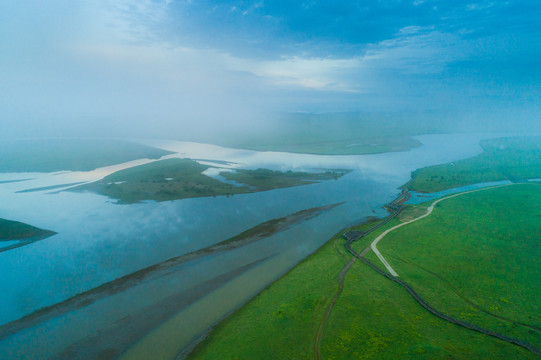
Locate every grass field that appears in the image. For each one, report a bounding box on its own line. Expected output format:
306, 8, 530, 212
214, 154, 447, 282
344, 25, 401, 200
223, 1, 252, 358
0, 139, 172, 173
75, 158, 349, 203
0, 218, 56, 241
410, 136, 541, 192
375, 184, 541, 349
187, 184, 540, 360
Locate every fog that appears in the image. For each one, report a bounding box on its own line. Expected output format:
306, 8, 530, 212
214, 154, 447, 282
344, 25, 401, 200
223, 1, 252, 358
1, 1, 540, 141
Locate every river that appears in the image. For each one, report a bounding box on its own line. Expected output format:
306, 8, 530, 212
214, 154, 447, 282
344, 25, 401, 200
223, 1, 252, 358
0, 133, 500, 359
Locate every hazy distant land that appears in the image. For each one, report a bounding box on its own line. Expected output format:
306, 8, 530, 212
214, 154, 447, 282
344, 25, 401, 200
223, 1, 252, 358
411, 136, 541, 192
217, 112, 443, 155
0, 139, 172, 173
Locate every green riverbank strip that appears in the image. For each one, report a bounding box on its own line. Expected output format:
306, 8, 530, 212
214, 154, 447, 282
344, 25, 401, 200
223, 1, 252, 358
73, 158, 350, 203
187, 184, 541, 360
411, 136, 541, 192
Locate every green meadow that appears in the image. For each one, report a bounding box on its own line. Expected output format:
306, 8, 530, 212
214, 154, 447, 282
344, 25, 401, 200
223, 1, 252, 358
376, 184, 541, 350
411, 136, 541, 192
188, 184, 540, 360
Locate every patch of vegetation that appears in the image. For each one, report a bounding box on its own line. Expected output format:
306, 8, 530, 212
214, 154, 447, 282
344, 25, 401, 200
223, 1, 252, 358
0, 218, 56, 241
0, 139, 172, 173
411, 136, 541, 192
74, 158, 349, 203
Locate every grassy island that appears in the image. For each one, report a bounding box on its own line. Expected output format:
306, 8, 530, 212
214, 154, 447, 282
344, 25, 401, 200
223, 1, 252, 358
0, 218, 56, 252
74, 158, 350, 203
0, 218, 56, 241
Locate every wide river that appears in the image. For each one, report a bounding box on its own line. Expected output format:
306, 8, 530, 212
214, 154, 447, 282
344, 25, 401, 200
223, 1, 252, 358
0, 134, 500, 359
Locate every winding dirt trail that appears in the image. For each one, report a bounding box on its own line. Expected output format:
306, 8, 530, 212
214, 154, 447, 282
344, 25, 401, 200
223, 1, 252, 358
314, 257, 356, 360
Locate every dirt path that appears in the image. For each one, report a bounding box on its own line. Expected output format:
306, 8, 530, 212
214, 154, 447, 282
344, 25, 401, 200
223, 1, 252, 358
314, 257, 356, 360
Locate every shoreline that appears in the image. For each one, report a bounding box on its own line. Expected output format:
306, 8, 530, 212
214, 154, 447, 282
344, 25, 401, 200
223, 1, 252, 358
185, 182, 412, 359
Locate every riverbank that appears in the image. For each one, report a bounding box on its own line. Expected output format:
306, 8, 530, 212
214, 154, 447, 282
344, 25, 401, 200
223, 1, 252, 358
188, 182, 541, 360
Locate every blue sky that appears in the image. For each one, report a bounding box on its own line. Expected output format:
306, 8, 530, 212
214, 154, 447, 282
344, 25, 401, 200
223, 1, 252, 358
1, 0, 540, 137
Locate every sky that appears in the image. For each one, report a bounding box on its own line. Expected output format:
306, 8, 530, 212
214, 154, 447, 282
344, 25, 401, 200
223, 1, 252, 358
1, 0, 540, 138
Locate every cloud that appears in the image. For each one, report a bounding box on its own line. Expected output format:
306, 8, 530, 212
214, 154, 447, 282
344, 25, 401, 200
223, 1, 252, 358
226, 56, 363, 91
0, 0, 540, 138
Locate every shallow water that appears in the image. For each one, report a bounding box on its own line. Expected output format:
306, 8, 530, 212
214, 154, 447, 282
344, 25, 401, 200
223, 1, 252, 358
0, 133, 505, 359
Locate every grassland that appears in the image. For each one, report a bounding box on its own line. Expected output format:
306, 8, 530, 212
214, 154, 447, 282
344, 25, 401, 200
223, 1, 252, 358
0, 139, 172, 173
187, 184, 540, 360
375, 184, 541, 349
411, 136, 541, 192
75, 158, 349, 203
0, 218, 56, 241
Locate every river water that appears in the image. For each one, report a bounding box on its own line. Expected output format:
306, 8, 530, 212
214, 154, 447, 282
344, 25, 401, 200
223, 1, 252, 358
0, 134, 501, 359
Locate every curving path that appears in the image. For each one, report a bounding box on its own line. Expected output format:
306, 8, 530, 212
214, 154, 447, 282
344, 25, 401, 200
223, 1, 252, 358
314, 257, 356, 360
